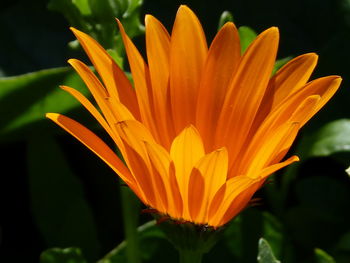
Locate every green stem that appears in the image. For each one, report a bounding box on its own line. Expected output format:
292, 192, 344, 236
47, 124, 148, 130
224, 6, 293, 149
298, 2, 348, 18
120, 185, 141, 263
179, 249, 203, 263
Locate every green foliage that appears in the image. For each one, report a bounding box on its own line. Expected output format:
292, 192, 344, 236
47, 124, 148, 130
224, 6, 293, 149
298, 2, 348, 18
238, 26, 257, 54
1, 1, 350, 263
314, 248, 336, 263
298, 119, 350, 160
40, 247, 88, 263
257, 238, 281, 263
218, 11, 234, 30
0, 67, 89, 142
28, 135, 100, 260
98, 221, 176, 263
48, 0, 144, 61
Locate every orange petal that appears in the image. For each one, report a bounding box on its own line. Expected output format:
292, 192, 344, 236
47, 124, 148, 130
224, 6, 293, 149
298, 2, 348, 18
68, 59, 134, 124
193, 147, 228, 222
144, 141, 173, 214
298, 76, 342, 126
116, 19, 160, 142
271, 53, 318, 108
216, 27, 279, 167
218, 155, 297, 226
217, 156, 300, 225
46, 113, 134, 186
120, 142, 157, 207
115, 120, 155, 161
170, 125, 205, 219
169, 161, 184, 219
196, 22, 241, 151
253, 155, 300, 179
252, 53, 318, 130
142, 142, 169, 213
208, 175, 257, 227
70, 28, 140, 119
60, 85, 114, 138
145, 15, 174, 148
115, 120, 167, 209
219, 180, 261, 226
169, 5, 208, 134
240, 122, 300, 176
188, 168, 205, 222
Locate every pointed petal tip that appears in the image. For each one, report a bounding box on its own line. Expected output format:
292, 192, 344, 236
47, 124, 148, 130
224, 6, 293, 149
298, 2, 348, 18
144, 14, 154, 24
70, 27, 84, 37
115, 18, 123, 30
222, 21, 236, 29
67, 58, 76, 65
335, 76, 343, 82
179, 4, 190, 10
177, 5, 196, 16
270, 26, 279, 32
46, 112, 58, 120
261, 26, 279, 39
289, 155, 300, 162
307, 52, 318, 58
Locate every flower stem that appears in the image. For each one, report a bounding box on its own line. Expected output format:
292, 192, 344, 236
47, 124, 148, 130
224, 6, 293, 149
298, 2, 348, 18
120, 185, 141, 263
179, 249, 203, 263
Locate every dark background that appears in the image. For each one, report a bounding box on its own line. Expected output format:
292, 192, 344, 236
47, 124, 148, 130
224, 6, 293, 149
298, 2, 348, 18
1, 0, 349, 262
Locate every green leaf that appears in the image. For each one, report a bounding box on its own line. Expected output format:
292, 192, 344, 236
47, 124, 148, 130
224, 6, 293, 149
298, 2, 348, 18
0, 67, 88, 142
335, 231, 350, 252
281, 118, 350, 197
49, 0, 144, 50
257, 238, 281, 263
208, 210, 286, 263
72, 0, 92, 16
98, 220, 177, 263
238, 26, 257, 54
40, 247, 88, 263
218, 11, 234, 30
299, 119, 350, 159
27, 135, 99, 260
48, 0, 89, 32
314, 248, 336, 263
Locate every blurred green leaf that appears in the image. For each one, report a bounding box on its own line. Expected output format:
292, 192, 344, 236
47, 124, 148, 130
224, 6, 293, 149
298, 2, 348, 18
281, 119, 350, 197
0, 67, 88, 142
124, 0, 142, 17
208, 210, 286, 263
295, 176, 349, 212
27, 135, 99, 260
120, 186, 141, 263
335, 231, 350, 252
40, 247, 88, 263
257, 238, 281, 263
261, 212, 284, 260
299, 119, 350, 159
98, 220, 177, 263
238, 26, 257, 54
218, 11, 234, 30
73, 0, 92, 16
48, 0, 144, 51
48, 0, 89, 32
315, 248, 336, 263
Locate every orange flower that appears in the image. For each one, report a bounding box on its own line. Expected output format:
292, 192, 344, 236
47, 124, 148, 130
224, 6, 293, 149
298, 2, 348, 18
47, 5, 341, 228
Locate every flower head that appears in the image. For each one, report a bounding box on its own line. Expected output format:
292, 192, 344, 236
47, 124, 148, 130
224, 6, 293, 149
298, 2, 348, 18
47, 5, 341, 228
